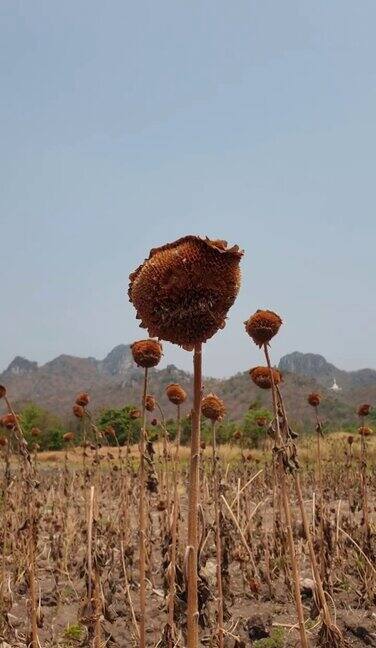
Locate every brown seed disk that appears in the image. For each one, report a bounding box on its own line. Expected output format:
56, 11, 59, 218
0, 413, 19, 429
249, 366, 282, 390
347, 435, 354, 445
308, 393, 321, 407
75, 392, 90, 407
166, 383, 187, 405
145, 394, 156, 412
358, 426, 373, 437
201, 393, 226, 421
0, 436, 7, 446
0, 385, 7, 399
73, 404, 84, 419
128, 236, 243, 349
63, 432, 75, 443
357, 403, 371, 417
131, 339, 163, 368
244, 309, 282, 347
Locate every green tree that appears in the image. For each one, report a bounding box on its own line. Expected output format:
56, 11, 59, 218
242, 406, 272, 448
97, 405, 141, 445
20, 402, 65, 450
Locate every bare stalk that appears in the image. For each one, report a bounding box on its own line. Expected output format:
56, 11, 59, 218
139, 367, 149, 648
187, 343, 202, 648
167, 403, 182, 638
211, 420, 224, 648
263, 346, 309, 648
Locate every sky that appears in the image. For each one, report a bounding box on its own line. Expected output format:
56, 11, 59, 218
1, 1, 375, 378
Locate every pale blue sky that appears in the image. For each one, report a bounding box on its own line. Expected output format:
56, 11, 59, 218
1, 1, 375, 377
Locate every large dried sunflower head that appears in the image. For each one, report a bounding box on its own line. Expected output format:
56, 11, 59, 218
145, 394, 156, 412
166, 383, 187, 405
128, 236, 243, 349
249, 366, 282, 390
201, 393, 226, 422
244, 310, 282, 347
357, 403, 371, 417
308, 393, 321, 407
131, 339, 163, 368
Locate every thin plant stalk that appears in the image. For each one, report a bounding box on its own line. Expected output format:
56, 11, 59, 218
263, 346, 309, 648
167, 403, 182, 639
4, 394, 39, 648
211, 420, 224, 648
187, 343, 202, 648
139, 367, 149, 648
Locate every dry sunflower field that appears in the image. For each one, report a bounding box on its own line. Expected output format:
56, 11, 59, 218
0, 236, 375, 648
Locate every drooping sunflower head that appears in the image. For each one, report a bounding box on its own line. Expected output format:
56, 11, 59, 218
201, 393, 226, 422
357, 403, 371, 417
244, 310, 282, 347
166, 383, 187, 406
307, 393, 321, 407
131, 339, 163, 368
145, 395, 156, 412
358, 426, 373, 437
249, 366, 282, 390
128, 236, 243, 349
75, 392, 90, 407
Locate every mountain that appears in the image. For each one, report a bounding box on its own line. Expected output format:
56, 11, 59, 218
0, 347, 374, 429
279, 351, 376, 390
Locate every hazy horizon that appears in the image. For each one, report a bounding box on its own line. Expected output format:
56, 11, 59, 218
1, 2, 375, 378
2, 340, 375, 381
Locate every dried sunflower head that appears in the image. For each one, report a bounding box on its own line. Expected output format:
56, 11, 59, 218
308, 393, 321, 407
145, 394, 156, 412
31, 427, 41, 438
76, 392, 90, 407
63, 432, 75, 443
358, 426, 372, 437
0, 413, 19, 430
73, 404, 84, 419
131, 339, 163, 368
201, 393, 226, 422
357, 403, 371, 417
347, 435, 354, 445
0, 436, 7, 447
249, 366, 282, 390
166, 383, 187, 405
129, 408, 141, 420
128, 236, 243, 349
0, 385, 7, 399
244, 310, 282, 347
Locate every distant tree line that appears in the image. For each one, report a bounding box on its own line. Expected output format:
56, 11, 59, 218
9, 397, 367, 453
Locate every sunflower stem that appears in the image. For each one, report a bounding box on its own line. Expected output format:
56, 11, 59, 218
187, 343, 202, 648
